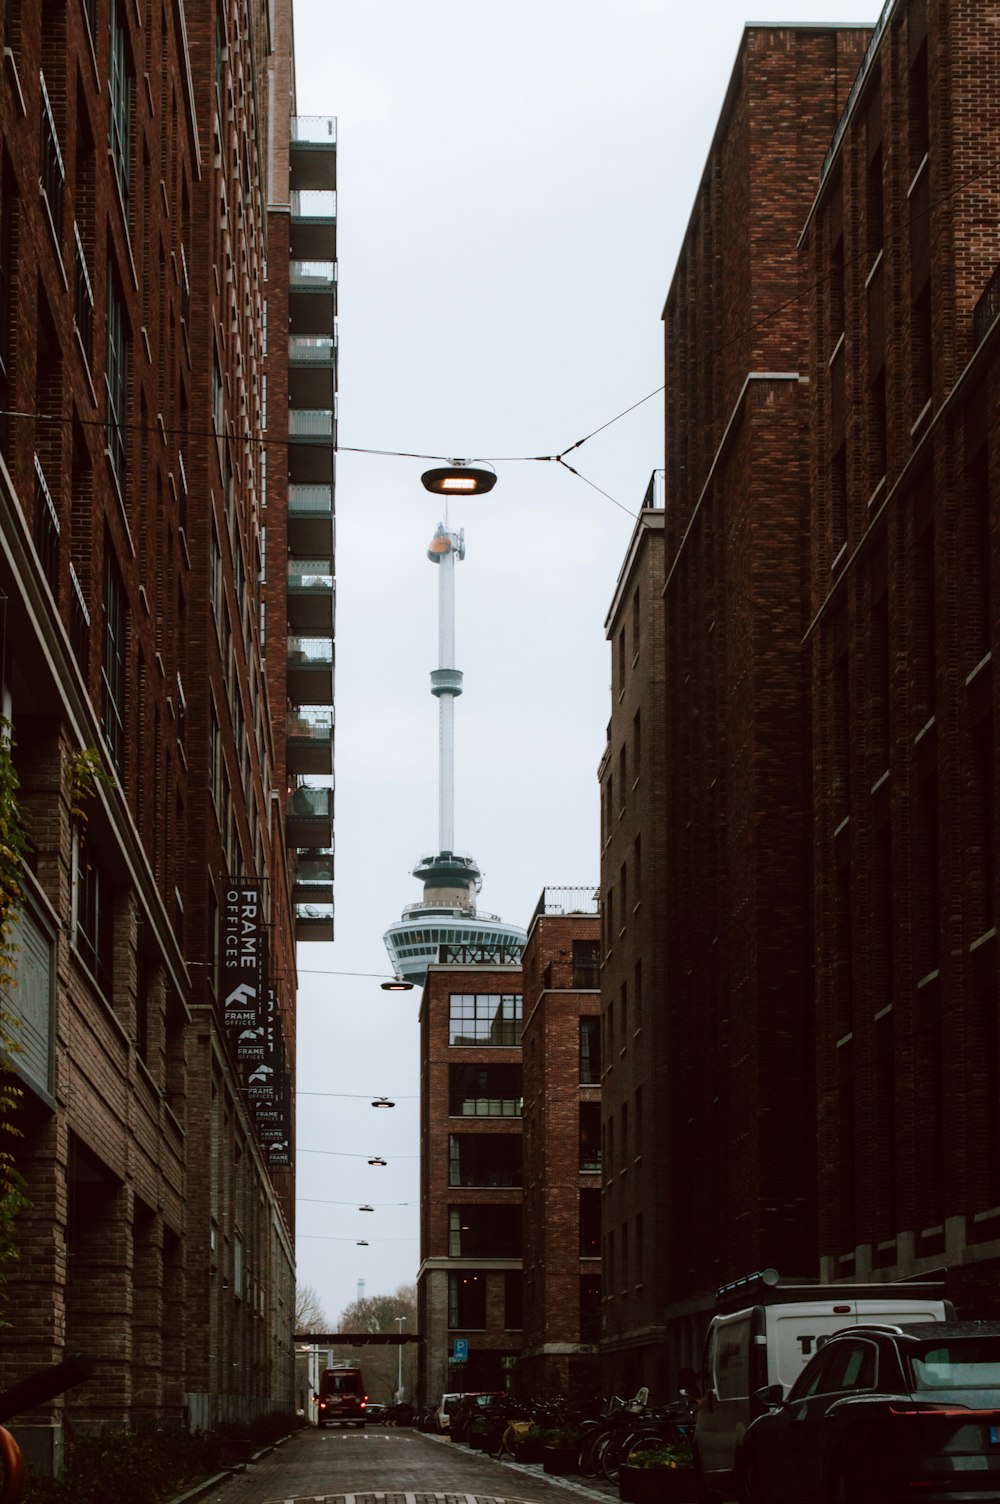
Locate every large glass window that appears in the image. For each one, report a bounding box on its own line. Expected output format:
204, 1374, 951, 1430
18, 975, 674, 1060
448, 1064, 522, 1117
579, 1188, 601, 1257
449, 993, 522, 1046
448, 1271, 486, 1330
579, 1102, 601, 1172
105, 261, 128, 486
580, 1016, 601, 1083
75, 835, 114, 995
108, 0, 131, 202
102, 548, 126, 773
449, 1205, 521, 1258
448, 1133, 521, 1187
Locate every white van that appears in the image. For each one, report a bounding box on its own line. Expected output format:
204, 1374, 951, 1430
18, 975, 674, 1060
435, 1392, 463, 1433
693, 1269, 953, 1502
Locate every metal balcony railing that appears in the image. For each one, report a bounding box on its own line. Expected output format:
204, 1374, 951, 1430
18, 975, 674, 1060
287, 564, 333, 593
291, 116, 337, 145
289, 483, 333, 515
290, 260, 337, 289
295, 848, 334, 885
287, 707, 334, 740
290, 190, 336, 219
289, 334, 336, 363
288, 409, 334, 439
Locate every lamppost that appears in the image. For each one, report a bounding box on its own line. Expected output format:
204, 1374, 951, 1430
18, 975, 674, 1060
395, 1315, 407, 1402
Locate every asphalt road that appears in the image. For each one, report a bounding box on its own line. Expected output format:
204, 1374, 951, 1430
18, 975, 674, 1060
202, 1426, 621, 1504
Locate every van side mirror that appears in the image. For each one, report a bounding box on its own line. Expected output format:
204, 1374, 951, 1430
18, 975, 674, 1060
755, 1383, 784, 1409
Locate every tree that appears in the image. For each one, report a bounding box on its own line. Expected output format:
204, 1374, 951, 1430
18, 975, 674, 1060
334, 1283, 418, 1404
295, 1283, 329, 1333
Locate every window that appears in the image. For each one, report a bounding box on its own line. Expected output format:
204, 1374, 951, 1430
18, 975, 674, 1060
448, 1063, 522, 1117
75, 835, 114, 995
579, 1188, 600, 1257
102, 548, 126, 773
448, 1272, 486, 1330
0, 154, 16, 457
39, 73, 65, 242
449, 1204, 521, 1258
912, 282, 933, 414
579, 1016, 601, 1083
105, 261, 128, 485
580, 1275, 601, 1343
108, 0, 131, 203
448, 993, 522, 1046
965, 444, 991, 668
632, 709, 641, 780
909, 40, 930, 174
448, 1134, 521, 1188
866, 139, 884, 264
504, 1271, 522, 1331
579, 1102, 601, 1171
572, 938, 600, 990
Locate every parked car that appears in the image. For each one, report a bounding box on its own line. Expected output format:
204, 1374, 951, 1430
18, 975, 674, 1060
736, 1321, 1000, 1503
365, 1402, 386, 1423
435, 1391, 463, 1433
449, 1391, 507, 1442
694, 1269, 953, 1501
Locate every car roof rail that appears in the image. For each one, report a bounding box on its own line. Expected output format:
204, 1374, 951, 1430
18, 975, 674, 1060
848, 1323, 906, 1335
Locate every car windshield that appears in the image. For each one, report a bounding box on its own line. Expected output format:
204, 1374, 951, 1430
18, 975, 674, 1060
910, 1340, 1000, 1402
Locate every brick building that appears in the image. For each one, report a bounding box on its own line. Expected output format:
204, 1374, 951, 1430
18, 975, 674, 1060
596, 475, 669, 1397
519, 890, 601, 1397
801, 0, 1000, 1307
417, 958, 525, 1403
601, 24, 871, 1390
0, 0, 334, 1461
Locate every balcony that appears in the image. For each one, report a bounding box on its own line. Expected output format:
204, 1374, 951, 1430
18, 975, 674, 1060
288, 408, 335, 485
290, 190, 336, 261
287, 706, 334, 773
294, 847, 334, 893
289, 334, 337, 411
290, 260, 337, 336
288, 483, 334, 555
286, 783, 333, 847
287, 564, 334, 635
290, 116, 337, 194
295, 900, 334, 943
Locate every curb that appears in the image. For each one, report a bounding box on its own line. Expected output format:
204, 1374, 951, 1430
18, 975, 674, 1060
167, 1430, 298, 1504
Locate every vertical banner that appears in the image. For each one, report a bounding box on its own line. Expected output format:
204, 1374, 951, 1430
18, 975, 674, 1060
221, 881, 264, 1032
249, 983, 292, 1166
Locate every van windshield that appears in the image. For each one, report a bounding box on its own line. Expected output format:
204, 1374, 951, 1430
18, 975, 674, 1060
323, 1373, 362, 1394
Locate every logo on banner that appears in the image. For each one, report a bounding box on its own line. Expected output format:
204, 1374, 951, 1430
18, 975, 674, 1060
222, 883, 263, 1031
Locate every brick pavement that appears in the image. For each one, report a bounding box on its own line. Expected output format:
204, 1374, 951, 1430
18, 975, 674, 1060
196, 1428, 619, 1504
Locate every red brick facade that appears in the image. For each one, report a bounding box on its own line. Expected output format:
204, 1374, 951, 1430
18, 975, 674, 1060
519, 899, 601, 1397
802, 0, 1000, 1305
0, 0, 330, 1460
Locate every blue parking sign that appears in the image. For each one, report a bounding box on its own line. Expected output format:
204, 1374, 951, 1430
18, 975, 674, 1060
453, 1338, 468, 1362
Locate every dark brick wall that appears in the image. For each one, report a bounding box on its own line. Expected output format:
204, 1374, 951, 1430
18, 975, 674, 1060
803, 0, 1000, 1300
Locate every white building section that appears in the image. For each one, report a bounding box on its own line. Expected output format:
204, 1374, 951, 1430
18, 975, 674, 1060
384, 524, 525, 985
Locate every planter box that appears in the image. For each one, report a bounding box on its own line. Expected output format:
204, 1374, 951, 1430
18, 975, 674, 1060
511, 1440, 544, 1464
619, 1463, 698, 1503
542, 1444, 578, 1476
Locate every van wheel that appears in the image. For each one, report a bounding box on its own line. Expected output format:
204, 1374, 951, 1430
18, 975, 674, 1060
738, 1457, 768, 1504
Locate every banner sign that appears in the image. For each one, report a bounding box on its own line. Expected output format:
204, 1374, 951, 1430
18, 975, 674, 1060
248, 984, 292, 1166
221, 882, 264, 1032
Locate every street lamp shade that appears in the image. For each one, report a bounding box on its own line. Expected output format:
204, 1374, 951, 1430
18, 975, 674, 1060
381, 977, 414, 991
420, 461, 497, 496
371, 1096, 395, 1109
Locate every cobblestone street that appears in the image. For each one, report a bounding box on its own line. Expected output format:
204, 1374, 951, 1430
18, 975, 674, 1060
199, 1428, 620, 1504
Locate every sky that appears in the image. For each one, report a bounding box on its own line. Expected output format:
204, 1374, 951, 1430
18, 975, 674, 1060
289, 0, 880, 1327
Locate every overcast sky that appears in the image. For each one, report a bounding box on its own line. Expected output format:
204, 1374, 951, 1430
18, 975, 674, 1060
289, 0, 879, 1329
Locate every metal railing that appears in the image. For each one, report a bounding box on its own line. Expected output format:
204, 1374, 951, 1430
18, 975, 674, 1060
73, 223, 93, 364
290, 260, 337, 288
642, 468, 665, 510
291, 116, 337, 145
287, 564, 333, 593
530, 886, 600, 927
39, 72, 65, 239
288, 334, 336, 362
289, 483, 333, 514
288, 409, 334, 438
290, 190, 337, 219
32, 454, 59, 595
